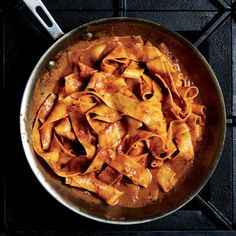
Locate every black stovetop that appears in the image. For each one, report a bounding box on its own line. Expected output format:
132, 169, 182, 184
1, 0, 236, 235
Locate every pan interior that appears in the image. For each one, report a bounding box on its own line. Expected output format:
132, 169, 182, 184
20, 18, 226, 224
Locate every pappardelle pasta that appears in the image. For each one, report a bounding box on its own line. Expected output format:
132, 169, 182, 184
32, 35, 205, 207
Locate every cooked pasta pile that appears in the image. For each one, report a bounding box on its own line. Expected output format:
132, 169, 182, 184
32, 36, 205, 206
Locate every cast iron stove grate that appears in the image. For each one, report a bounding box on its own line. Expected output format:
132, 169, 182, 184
1, 0, 236, 234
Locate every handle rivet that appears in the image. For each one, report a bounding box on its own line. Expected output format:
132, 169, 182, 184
84, 32, 93, 39
48, 60, 56, 67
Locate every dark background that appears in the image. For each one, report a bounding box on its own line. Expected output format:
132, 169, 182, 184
1, 0, 236, 235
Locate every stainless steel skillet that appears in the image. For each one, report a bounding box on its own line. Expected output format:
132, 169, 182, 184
20, 0, 226, 224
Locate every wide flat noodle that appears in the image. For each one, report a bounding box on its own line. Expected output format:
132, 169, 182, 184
101, 43, 130, 74
156, 164, 177, 192
85, 145, 117, 174
109, 153, 151, 188
98, 165, 122, 185
32, 35, 205, 206
98, 121, 126, 149
105, 92, 163, 125
66, 173, 123, 205
169, 121, 194, 161
32, 116, 88, 177
64, 73, 84, 96
68, 106, 96, 159
38, 93, 57, 123
54, 117, 76, 141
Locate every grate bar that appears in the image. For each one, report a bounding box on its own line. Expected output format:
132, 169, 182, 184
122, 0, 126, 17
194, 11, 230, 47
227, 116, 236, 126
196, 195, 232, 230
214, 0, 231, 9
233, 127, 236, 225
232, 13, 236, 117
233, 1, 236, 9
232, 11, 236, 218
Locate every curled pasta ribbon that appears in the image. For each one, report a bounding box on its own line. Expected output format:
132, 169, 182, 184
66, 173, 123, 205
33, 116, 87, 177
68, 106, 96, 159
156, 164, 177, 192
98, 121, 126, 149
168, 121, 194, 161
109, 153, 152, 188
54, 117, 76, 141
32, 35, 205, 205
101, 43, 130, 73
38, 93, 57, 123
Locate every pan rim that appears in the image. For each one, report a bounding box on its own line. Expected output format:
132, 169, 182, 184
19, 16, 226, 225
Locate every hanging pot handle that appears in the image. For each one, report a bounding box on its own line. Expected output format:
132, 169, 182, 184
22, 0, 64, 40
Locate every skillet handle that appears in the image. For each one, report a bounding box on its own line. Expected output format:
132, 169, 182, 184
22, 0, 64, 40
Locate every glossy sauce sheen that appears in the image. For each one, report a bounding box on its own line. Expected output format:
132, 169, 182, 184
115, 160, 192, 207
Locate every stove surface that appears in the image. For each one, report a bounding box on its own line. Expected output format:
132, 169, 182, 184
1, 0, 236, 235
